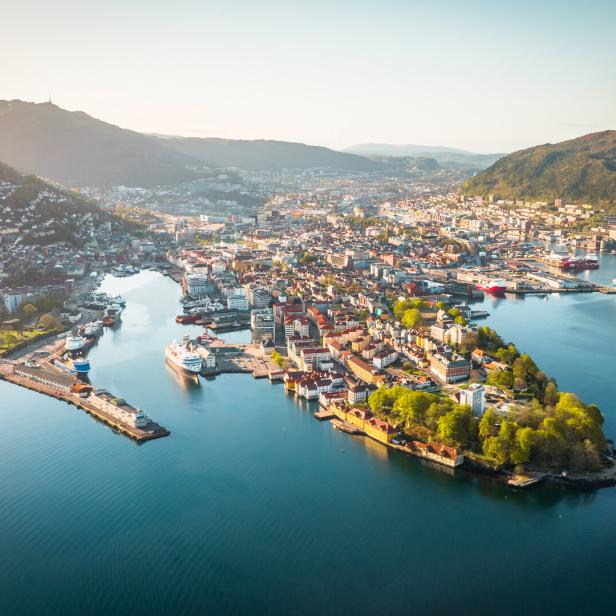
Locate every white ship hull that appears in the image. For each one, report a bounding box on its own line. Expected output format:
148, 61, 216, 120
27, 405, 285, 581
165, 343, 202, 382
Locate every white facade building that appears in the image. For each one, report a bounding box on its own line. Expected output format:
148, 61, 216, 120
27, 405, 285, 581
460, 383, 485, 415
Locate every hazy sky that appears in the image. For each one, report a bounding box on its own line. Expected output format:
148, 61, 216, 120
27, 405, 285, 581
2, 0, 615, 153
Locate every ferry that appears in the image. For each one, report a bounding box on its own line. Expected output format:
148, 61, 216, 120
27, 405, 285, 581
54, 355, 91, 375
65, 334, 87, 352
82, 320, 103, 338
475, 278, 507, 295
109, 295, 127, 307
102, 306, 122, 327
110, 264, 139, 277
545, 251, 599, 271
165, 335, 202, 380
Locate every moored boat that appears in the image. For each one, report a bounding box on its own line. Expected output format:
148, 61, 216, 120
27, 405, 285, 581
165, 335, 202, 381
65, 334, 87, 352
176, 314, 200, 324
475, 278, 506, 295
54, 355, 91, 376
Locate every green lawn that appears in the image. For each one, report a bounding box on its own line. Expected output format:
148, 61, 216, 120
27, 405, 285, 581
0, 328, 56, 355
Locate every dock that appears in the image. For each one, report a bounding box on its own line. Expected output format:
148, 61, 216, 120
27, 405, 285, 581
331, 418, 364, 435
507, 473, 545, 488
314, 409, 336, 420
199, 341, 282, 379
2, 370, 169, 443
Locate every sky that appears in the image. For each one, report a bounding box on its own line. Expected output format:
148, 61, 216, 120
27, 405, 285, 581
1, 0, 615, 153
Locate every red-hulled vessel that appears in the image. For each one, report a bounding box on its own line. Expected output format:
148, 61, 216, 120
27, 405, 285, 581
475, 278, 507, 295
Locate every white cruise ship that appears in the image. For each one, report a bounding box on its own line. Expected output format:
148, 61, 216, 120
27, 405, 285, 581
83, 320, 103, 338
65, 334, 87, 352
165, 335, 202, 380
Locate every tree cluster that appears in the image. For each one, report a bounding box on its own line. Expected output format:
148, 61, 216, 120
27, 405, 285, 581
393, 298, 431, 329
368, 386, 478, 448
479, 392, 605, 471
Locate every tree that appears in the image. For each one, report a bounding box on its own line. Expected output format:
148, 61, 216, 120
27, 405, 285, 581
495, 344, 519, 365
393, 298, 414, 320
271, 350, 285, 369
543, 381, 559, 407
479, 408, 498, 440
424, 401, 453, 430
21, 304, 38, 320
483, 436, 508, 466
368, 386, 400, 413
38, 313, 59, 330
511, 427, 536, 465
401, 308, 422, 329
477, 326, 504, 350
2, 332, 19, 346
437, 405, 477, 446
487, 369, 514, 389
392, 391, 436, 425
34, 296, 60, 312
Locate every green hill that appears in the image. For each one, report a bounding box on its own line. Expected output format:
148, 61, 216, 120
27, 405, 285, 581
462, 131, 616, 205
0, 161, 115, 244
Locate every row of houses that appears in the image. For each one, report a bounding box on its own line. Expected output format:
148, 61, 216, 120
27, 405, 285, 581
330, 401, 464, 467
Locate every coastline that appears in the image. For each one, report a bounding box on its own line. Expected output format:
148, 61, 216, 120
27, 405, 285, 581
4, 269, 613, 491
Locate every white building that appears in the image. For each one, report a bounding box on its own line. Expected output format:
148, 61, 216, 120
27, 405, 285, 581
284, 316, 310, 339
227, 295, 249, 311
185, 273, 212, 299
459, 383, 485, 415
250, 308, 276, 342
89, 389, 150, 428
373, 348, 398, 370
199, 348, 216, 369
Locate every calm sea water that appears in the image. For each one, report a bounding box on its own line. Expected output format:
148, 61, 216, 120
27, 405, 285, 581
1, 268, 615, 615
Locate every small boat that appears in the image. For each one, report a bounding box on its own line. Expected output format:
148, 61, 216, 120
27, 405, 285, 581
109, 295, 126, 307
176, 314, 200, 324
102, 306, 122, 327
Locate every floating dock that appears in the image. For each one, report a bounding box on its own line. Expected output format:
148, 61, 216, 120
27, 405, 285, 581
331, 418, 364, 435
314, 409, 336, 421
507, 473, 545, 488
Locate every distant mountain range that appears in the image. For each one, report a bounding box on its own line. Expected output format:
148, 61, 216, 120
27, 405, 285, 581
157, 136, 380, 174
0, 101, 197, 188
342, 143, 504, 169
0, 161, 112, 244
0, 100, 380, 187
462, 131, 616, 204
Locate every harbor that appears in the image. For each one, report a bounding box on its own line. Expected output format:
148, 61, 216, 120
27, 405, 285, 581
0, 275, 168, 443
2, 267, 616, 615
